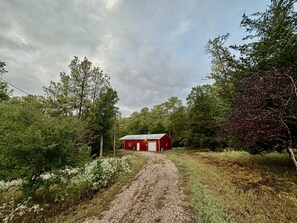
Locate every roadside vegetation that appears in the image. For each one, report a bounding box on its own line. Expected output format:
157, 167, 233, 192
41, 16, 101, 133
166, 149, 297, 223
0, 57, 123, 222
0, 155, 134, 223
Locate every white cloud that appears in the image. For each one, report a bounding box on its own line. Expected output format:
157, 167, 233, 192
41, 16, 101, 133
105, 0, 121, 10
6, 21, 28, 45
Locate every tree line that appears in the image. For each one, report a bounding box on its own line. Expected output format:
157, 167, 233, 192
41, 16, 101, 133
119, 0, 297, 168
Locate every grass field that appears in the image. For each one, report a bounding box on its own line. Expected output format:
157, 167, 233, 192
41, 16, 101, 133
47, 153, 147, 223
166, 149, 297, 223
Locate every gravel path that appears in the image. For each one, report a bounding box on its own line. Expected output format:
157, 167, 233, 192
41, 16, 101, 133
83, 151, 193, 223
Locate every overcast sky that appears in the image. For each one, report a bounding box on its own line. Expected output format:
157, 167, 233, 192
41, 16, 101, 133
0, 0, 270, 116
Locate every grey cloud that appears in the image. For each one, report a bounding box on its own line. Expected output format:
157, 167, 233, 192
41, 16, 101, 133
0, 0, 270, 116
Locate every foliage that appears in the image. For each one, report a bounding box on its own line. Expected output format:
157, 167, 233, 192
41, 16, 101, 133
0, 97, 90, 181
0, 60, 12, 102
0, 155, 132, 223
237, 0, 297, 71
47, 153, 146, 223
223, 68, 297, 168
203, 0, 297, 162
43, 72, 73, 116
43, 57, 118, 156
184, 85, 223, 149
91, 88, 119, 137
44, 57, 111, 119
118, 97, 186, 146
206, 34, 238, 109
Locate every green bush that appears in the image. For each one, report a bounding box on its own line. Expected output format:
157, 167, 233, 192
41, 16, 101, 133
0, 97, 91, 181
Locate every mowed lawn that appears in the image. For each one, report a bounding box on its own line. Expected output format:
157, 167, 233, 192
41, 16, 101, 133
166, 149, 297, 223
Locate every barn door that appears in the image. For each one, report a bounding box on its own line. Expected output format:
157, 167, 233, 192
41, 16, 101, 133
136, 143, 140, 151
148, 141, 157, 151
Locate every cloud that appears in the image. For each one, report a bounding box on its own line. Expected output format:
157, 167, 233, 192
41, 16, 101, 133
0, 0, 270, 116
105, 0, 121, 10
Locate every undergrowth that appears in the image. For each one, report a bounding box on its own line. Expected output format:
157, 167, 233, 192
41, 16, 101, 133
0, 155, 133, 223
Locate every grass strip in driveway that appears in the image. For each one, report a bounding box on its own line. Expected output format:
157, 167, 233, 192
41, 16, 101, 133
166, 149, 297, 223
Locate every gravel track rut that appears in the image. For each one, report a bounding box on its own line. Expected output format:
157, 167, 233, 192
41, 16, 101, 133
84, 152, 193, 223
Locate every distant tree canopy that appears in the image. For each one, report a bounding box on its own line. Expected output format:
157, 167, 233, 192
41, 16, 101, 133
119, 97, 186, 146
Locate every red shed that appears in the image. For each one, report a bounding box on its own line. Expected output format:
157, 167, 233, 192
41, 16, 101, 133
119, 134, 172, 152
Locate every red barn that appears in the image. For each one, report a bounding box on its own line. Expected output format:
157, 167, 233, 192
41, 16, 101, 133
119, 134, 172, 152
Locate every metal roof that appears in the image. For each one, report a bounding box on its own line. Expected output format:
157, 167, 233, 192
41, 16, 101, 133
119, 134, 166, 141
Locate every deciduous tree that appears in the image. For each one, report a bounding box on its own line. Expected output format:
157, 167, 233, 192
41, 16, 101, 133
224, 68, 297, 169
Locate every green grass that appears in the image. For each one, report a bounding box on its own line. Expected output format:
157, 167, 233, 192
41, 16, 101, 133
166, 149, 297, 223
46, 153, 147, 223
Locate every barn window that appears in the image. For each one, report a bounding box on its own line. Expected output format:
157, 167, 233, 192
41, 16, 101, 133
128, 143, 132, 147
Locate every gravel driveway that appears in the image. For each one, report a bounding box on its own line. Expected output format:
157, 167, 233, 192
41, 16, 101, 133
84, 151, 193, 223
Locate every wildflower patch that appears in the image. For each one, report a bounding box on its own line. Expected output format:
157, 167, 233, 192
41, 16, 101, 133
0, 155, 132, 223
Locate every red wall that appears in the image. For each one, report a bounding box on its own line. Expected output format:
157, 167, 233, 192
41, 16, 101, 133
159, 134, 172, 151
123, 134, 172, 151
124, 139, 149, 151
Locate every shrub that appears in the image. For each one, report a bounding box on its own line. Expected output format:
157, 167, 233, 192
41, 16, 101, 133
0, 97, 90, 181
0, 155, 132, 222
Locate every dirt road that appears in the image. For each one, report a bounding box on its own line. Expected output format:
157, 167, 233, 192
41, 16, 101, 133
84, 151, 193, 223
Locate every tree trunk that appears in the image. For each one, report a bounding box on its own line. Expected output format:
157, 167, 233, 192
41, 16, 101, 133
100, 134, 103, 157
113, 124, 116, 157
282, 120, 297, 170
287, 147, 297, 170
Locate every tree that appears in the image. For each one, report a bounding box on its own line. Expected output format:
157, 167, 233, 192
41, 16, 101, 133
0, 60, 12, 102
185, 85, 221, 149
224, 68, 297, 169
44, 57, 111, 118
124, 108, 151, 135
0, 97, 90, 181
149, 105, 166, 133
43, 72, 73, 116
69, 57, 94, 118
91, 87, 119, 157
118, 97, 186, 146
236, 0, 297, 71
163, 97, 186, 145
206, 34, 239, 109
